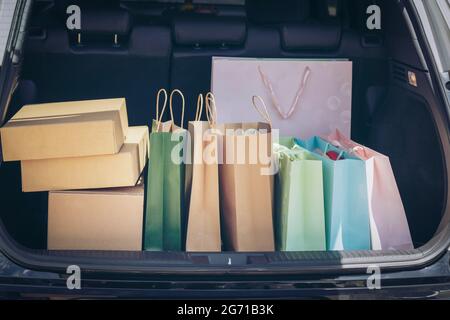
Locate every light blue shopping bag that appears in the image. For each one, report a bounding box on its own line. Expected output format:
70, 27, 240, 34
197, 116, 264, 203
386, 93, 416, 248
295, 137, 371, 251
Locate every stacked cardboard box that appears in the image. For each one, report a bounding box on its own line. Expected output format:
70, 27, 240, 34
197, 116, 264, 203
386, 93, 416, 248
48, 185, 144, 251
0, 98, 149, 251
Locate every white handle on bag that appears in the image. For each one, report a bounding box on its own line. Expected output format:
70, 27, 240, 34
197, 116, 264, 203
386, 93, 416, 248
205, 92, 218, 127
252, 95, 272, 127
195, 94, 204, 122
169, 89, 185, 128
155, 88, 168, 133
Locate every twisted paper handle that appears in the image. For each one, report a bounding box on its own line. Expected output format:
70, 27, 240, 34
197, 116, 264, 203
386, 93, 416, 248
155, 88, 168, 133
205, 92, 218, 127
169, 89, 185, 128
258, 65, 312, 120
323, 142, 345, 161
195, 94, 204, 122
327, 129, 369, 159
252, 95, 272, 127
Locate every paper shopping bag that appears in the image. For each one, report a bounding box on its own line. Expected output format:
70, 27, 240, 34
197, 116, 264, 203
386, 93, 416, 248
323, 130, 413, 250
218, 96, 275, 252
144, 89, 188, 251
296, 136, 371, 251
185, 93, 222, 252
211, 57, 353, 139
274, 137, 326, 251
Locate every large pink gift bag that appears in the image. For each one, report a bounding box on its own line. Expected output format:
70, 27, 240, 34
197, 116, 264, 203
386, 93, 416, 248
324, 130, 413, 250
211, 58, 353, 139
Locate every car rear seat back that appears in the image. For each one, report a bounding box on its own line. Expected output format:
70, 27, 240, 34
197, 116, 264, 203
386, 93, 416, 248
170, 14, 287, 126
22, 7, 172, 126
170, 0, 375, 126
170, 15, 246, 126
169, 0, 308, 124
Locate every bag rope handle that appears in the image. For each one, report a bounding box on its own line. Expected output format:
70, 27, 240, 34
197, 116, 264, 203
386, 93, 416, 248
155, 88, 168, 133
351, 146, 367, 157
205, 92, 218, 127
195, 94, 204, 122
258, 65, 311, 120
324, 143, 345, 161
252, 95, 272, 127
329, 130, 369, 159
169, 89, 185, 128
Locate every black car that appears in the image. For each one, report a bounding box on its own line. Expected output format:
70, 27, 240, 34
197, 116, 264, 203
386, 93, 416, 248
0, 0, 450, 300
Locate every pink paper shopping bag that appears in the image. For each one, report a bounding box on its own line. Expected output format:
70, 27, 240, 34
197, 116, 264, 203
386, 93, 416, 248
323, 130, 413, 250
211, 58, 353, 139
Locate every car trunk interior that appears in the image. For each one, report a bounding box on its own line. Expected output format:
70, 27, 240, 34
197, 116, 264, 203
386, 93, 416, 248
0, 0, 449, 273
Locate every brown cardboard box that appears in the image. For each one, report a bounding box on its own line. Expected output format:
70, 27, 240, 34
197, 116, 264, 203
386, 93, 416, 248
48, 184, 144, 251
0, 98, 128, 161
21, 126, 149, 192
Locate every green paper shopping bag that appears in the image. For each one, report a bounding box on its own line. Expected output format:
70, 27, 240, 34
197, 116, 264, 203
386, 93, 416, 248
145, 89, 188, 251
274, 138, 326, 251
296, 137, 371, 251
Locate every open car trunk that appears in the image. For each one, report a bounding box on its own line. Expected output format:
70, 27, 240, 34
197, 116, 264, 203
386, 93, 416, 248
0, 0, 449, 275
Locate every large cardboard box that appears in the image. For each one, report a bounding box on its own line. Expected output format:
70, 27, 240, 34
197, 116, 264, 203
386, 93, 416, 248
21, 126, 149, 192
48, 184, 144, 251
0, 98, 129, 161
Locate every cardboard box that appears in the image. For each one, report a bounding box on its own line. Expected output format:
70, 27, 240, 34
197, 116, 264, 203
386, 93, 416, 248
21, 126, 149, 192
48, 184, 144, 251
0, 98, 129, 161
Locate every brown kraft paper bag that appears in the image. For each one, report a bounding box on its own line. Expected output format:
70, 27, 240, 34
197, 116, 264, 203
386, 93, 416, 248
185, 93, 222, 252
218, 96, 275, 252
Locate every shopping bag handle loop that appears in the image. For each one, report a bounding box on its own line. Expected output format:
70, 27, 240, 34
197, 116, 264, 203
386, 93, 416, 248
205, 92, 217, 126
324, 143, 345, 161
326, 129, 369, 159
155, 88, 168, 133
258, 65, 311, 120
252, 95, 272, 126
170, 89, 185, 128
350, 146, 367, 158
195, 94, 204, 122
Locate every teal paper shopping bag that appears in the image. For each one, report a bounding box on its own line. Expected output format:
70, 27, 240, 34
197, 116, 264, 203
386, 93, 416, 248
296, 137, 371, 251
145, 89, 188, 251
275, 137, 326, 251
323, 130, 413, 251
